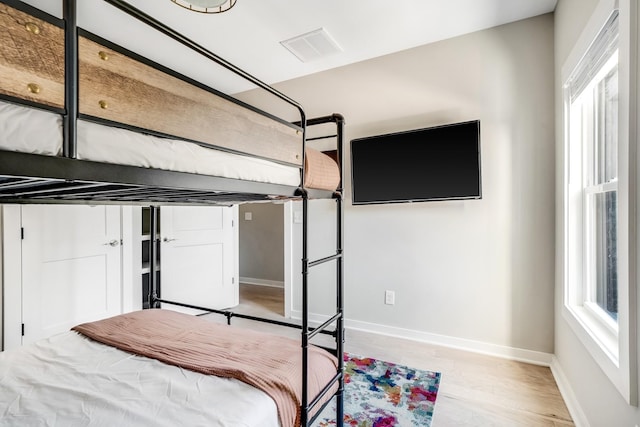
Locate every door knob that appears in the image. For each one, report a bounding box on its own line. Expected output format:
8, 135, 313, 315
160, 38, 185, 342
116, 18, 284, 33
163, 237, 176, 242
104, 239, 120, 247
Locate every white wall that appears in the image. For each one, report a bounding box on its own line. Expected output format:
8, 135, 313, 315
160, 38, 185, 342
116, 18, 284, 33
287, 199, 341, 322
241, 13, 556, 360
554, 0, 640, 425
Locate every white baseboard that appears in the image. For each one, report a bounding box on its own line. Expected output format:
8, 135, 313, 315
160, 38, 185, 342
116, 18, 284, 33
239, 277, 284, 288
290, 310, 553, 366
550, 356, 590, 427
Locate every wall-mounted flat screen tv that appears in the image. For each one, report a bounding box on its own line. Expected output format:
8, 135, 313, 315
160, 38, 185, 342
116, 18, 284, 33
350, 120, 482, 205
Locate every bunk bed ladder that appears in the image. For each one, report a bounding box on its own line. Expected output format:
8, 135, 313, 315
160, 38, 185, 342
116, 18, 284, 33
301, 114, 345, 426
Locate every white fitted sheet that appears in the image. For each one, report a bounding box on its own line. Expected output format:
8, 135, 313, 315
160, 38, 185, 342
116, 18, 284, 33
0, 331, 279, 427
0, 100, 301, 187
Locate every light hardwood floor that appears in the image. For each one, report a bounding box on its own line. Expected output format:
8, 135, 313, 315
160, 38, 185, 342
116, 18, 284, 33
212, 284, 574, 427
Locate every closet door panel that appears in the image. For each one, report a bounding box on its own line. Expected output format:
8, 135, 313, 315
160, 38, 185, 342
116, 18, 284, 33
21, 205, 122, 345
160, 205, 237, 314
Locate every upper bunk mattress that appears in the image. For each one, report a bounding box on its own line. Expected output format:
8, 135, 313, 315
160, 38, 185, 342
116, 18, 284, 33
0, 100, 301, 187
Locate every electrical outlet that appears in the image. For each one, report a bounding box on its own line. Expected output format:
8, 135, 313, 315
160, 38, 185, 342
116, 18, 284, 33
385, 290, 395, 305
244, 212, 252, 221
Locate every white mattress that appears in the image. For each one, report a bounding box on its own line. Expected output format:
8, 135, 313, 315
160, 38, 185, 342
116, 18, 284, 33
0, 100, 301, 187
0, 331, 279, 427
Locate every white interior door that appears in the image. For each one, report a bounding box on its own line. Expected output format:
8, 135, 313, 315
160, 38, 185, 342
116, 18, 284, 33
21, 205, 123, 346
160, 205, 238, 314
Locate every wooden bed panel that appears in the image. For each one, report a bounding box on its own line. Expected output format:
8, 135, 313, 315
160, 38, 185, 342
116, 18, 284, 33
0, 4, 64, 108
78, 37, 303, 167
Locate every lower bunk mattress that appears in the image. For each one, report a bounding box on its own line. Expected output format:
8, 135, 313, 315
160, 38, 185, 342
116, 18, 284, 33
0, 100, 340, 191
0, 309, 338, 427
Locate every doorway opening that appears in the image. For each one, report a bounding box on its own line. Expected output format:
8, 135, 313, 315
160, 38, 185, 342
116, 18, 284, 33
238, 202, 287, 320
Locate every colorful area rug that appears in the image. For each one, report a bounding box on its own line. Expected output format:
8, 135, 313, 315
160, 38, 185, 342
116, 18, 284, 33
314, 353, 441, 427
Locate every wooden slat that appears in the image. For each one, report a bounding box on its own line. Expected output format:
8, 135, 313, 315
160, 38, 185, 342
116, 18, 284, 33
0, 4, 64, 108
78, 37, 303, 166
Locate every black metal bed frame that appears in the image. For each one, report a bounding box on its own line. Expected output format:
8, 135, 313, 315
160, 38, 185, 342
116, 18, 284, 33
0, 0, 345, 425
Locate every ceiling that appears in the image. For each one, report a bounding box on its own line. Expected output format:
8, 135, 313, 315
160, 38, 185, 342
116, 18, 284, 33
24, 0, 557, 94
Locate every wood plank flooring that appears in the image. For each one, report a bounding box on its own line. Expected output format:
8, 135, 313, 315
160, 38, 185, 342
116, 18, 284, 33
210, 283, 575, 427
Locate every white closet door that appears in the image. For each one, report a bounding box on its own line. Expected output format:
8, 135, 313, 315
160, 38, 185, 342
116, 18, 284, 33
21, 205, 122, 345
160, 205, 238, 314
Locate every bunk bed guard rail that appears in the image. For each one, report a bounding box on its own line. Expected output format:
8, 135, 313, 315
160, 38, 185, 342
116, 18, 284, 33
0, 0, 344, 205
71, 0, 307, 165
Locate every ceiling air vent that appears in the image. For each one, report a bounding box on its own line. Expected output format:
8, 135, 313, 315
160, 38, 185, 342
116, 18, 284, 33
280, 28, 342, 63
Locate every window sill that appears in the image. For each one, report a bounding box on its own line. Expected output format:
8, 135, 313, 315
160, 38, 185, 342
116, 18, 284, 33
564, 303, 618, 364
561, 302, 635, 404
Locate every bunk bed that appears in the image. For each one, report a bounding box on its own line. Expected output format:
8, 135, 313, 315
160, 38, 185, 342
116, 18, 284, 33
0, 0, 345, 426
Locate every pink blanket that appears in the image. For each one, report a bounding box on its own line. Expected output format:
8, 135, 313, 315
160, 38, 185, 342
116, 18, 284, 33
304, 147, 340, 191
72, 309, 338, 427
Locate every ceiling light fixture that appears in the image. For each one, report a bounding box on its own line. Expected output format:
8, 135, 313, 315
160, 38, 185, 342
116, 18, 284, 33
171, 0, 237, 14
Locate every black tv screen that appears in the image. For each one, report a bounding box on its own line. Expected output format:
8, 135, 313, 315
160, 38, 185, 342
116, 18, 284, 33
351, 120, 481, 205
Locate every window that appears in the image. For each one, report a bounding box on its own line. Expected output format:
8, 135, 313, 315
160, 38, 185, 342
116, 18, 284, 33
566, 8, 619, 352
575, 35, 619, 324
562, 0, 636, 404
